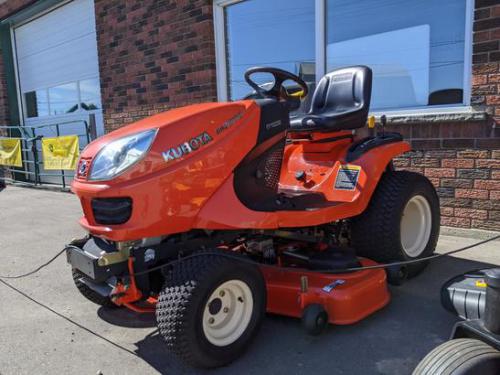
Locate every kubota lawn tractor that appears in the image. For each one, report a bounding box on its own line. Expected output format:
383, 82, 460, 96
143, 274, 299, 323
66, 66, 440, 368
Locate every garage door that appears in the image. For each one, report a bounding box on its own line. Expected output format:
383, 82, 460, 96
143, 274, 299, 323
13, 0, 103, 184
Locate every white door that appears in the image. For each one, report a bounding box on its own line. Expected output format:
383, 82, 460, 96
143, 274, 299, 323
13, 0, 103, 185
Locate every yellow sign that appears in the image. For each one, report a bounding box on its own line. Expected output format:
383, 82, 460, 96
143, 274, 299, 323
0, 138, 22, 167
42, 135, 80, 170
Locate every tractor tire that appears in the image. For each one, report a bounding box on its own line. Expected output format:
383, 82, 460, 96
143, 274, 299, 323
72, 269, 116, 308
412, 338, 500, 375
156, 252, 266, 368
351, 171, 440, 278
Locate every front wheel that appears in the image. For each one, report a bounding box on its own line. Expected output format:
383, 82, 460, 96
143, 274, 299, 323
156, 253, 266, 368
351, 171, 440, 277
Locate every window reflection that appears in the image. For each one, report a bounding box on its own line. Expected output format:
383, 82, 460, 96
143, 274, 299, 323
79, 78, 101, 111
25, 90, 49, 118
326, 0, 466, 110
48, 82, 79, 115
24, 78, 102, 118
225, 0, 315, 107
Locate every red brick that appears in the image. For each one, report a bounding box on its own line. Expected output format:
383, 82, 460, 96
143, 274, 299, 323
404, 167, 424, 174
473, 74, 489, 85
471, 219, 500, 231
0, 0, 33, 19
428, 177, 440, 187
490, 73, 500, 83
489, 210, 500, 221
441, 159, 475, 168
491, 190, 500, 200
455, 189, 489, 199
457, 150, 490, 158
393, 158, 410, 168
486, 95, 500, 105
412, 158, 440, 167
93, 0, 218, 132
492, 27, 500, 40
474, 179, 500, 190
475, 30, 491, 43
441, 178, 474, 189
424, 168, 455, 178
493, 5, 500, 18
476, 159, 500, 168
441, 216, 471, 228
440, 207, 454, 216
492, 170, 500, 179
454, 208, 488, 220
473, 63, 499, 74
474, 84, 497, 95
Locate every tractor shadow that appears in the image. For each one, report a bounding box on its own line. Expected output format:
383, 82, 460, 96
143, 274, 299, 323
97, 306, 156, 328
103, 255, 498, 375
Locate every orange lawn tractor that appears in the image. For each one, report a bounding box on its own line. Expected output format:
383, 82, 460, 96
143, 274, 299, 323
66, 66, 440, 368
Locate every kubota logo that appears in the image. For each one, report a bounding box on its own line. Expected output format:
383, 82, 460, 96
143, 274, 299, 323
162, 132, 213, 163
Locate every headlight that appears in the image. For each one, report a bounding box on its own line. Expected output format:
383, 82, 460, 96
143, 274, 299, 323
89, 129, 157, 181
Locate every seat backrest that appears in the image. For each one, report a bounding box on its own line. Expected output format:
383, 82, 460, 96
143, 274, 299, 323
309, 66, 372, 129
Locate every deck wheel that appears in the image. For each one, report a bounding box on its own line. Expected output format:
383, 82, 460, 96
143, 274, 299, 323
302, 304, 328, 336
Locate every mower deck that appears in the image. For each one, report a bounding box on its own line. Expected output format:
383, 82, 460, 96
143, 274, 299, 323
262, 258, 390, 325
105, 254, 390, 327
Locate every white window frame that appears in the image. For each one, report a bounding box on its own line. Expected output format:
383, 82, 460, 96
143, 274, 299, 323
213, 0, 475, 114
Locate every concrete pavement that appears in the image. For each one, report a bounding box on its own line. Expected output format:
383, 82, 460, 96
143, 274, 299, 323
0, 185, 499, 375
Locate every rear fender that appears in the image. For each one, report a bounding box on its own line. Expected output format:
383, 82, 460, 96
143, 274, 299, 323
275, 140, 411, 227
353, 140, 411, 204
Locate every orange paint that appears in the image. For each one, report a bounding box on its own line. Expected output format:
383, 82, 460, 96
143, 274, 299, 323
72, 100, 410, 241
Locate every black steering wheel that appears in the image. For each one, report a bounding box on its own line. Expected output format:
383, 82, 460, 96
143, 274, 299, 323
244, 67, 309, 103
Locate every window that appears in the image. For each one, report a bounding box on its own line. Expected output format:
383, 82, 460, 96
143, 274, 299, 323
25, 90, 49, 118
79, 78, 101, 111
49, 82, 79, 115
327, 0, 468, 110
22, 78, 101, 118
215, 0, 472, 112
224, 0, 315, 101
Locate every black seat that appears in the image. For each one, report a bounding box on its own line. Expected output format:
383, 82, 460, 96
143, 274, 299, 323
289, 66, 372, 132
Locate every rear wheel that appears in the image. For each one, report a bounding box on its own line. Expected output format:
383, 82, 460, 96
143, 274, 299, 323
413, 338, 500, 375
156, 253, 266, 368
351, 171, 440, 277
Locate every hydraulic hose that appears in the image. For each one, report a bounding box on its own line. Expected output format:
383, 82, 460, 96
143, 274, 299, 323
0, 235, 499, 279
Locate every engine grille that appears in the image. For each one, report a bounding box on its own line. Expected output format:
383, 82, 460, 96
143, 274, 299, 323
257, 141, 285, 191
91, 197, 132, 225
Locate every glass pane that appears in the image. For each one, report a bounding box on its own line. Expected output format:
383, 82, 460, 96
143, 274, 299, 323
327, 0, 466, 110
48, 82, 79, 115
79, 78, 101, 111
24, 90, 49, 118
225, 0, 315, 107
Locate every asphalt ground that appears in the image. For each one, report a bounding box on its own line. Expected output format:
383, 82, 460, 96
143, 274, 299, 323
0, 185, 499, 375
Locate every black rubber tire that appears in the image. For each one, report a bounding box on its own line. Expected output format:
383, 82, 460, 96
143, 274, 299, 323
413, 338, 500, 375
156, 253, 266, 369
351, 171, 440, 278
72, 269, 116, 308
302, 304, 328, 335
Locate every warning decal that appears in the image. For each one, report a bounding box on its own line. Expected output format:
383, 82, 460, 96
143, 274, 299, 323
334, 165, 361, 190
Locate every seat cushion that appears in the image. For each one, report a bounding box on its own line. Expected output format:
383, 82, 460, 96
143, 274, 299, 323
289, 66, 372, 133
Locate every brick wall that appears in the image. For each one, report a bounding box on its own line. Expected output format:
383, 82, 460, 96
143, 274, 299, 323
473, 1, 500, 120
0, 0, 35, 19
0, 0, 498, 231
393, 148, 499, 231
0, 46, 9, 127
94, 0, 217, 132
